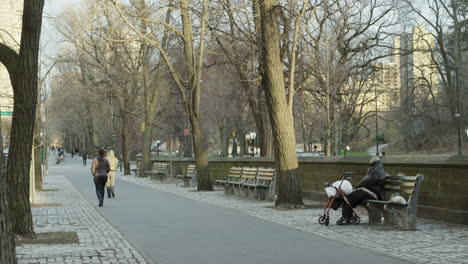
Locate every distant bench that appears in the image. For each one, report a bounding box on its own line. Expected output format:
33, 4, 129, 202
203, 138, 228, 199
145, 162, 168, 181
216, 166, 275, 201
364, 173, 424, 230
176, 164, 196, 187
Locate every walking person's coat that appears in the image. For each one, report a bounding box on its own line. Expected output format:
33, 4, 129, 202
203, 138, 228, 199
91, 149, 110, 207
106, 150, 118, 198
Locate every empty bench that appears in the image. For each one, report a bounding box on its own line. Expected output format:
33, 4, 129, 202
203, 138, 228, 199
216, 167, 242, 195
145, 162, 168, 181
217, 166, 275, 201
176, 164, 196, 187
364, 173, 424, 230
241, 167, 275, 200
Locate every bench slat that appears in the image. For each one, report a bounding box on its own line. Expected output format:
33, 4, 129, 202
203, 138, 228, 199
385, 175, 418, 181
384, 181, 416, 187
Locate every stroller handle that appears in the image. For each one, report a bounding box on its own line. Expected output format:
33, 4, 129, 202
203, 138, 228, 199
341, 171, 356, 180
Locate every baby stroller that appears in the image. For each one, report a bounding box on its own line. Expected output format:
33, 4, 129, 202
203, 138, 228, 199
318, 172, 360, 226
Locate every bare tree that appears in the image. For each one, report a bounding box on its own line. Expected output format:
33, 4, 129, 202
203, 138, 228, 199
0, 0, 45, 238
259, 0, 303, 207
113, 0, 214, 190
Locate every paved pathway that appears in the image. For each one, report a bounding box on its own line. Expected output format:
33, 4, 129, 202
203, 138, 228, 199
59, 158, 409, 264
118, 169, 468, 264
21, 157, 468, 264
16, 173, 147, 263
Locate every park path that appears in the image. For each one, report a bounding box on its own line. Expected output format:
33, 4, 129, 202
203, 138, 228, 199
59, 156, 408, 264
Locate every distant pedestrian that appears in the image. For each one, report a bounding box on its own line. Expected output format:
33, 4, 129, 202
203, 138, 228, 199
75, 147, 79, 155
91, 148, 110, 207
71, 148, 75, 158
106, 150, 119, 198
51, 145, 56, 154
82, 151, 88, 166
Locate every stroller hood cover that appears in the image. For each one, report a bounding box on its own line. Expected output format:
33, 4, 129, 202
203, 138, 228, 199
325, 180, 353, 197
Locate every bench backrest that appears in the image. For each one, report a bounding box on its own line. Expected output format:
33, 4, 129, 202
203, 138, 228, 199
241, 167, 258, 184
151, 163, 159, 170
256, 167, 275, 186
186, 164, 196, 176
227, 166, 243, 182
384, 173, 424, 206
158, 163, 168, 170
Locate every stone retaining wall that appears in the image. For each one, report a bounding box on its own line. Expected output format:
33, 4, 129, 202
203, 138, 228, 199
152, 155, 468, 225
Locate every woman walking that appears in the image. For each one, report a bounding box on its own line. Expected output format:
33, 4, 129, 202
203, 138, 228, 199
106, 150, 119, 198
91, 149, 110, 207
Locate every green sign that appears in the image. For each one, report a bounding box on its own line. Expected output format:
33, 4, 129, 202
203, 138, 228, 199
0, 111, 13, 116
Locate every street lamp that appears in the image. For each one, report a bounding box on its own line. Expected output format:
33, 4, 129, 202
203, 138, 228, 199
372, 65, 381, 156
231, 132, 238, 157
246, 132, 256, 157
156, 140, 161, 157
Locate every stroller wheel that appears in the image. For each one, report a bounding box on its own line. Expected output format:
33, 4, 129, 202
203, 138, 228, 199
351, 215, 360, 225
318, 215, 326, 225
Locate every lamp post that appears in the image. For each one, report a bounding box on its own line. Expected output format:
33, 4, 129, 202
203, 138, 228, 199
372, 66, 381, 156
246, 132, 256, 157
454, 66, 462, 155
156, 140, 161, 157
231, 131, 238, 157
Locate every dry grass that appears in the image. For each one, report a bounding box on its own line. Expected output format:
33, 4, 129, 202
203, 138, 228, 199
40, 188, 60, 192
31, 203, 63, 208
16, 232, 79, 246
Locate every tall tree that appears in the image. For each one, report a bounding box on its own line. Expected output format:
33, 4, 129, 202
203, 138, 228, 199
259, 0, 303, 207
137, 0, 171, 177
113, 0, 214, 190
0, 116, 16, 263
0, 0, 45, 238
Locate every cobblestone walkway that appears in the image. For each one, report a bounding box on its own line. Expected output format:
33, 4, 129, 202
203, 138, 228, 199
16, 174, 147, 264
119, 174, 468, 264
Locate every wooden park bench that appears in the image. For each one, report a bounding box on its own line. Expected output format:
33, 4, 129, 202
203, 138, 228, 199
145, 162, 168, 181
236, 167, 257, 197
241, 167, 275, 200
176, 164, 196, 187
215, 167, 242, 195
364, 173, 424, 230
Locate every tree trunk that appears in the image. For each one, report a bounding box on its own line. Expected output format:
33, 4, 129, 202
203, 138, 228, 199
259, 103, 273, 157
0, 168, 17, 263
260, 0, 303, 207
137, 0, 168, 177
0, 116, 17, 263
34, 137, 42, 191
121, 111, 131, 175
190, 116, 213, 191
0, 0, 45, 238
34, 95, 42, 190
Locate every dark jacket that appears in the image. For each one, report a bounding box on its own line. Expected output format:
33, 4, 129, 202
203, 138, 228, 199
91, 156, 110, 177
356, 160, 386, 200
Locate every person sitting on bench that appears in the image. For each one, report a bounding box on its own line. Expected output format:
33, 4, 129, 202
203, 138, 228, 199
332, 157, 386, 225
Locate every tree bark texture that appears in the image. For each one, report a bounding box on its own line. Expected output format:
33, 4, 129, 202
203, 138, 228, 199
138, 1, 170, 177
34, 98, 42, 190
259, 0, 303, 207
0, 0, 45, 238
121, 110, 131, 175
0, 117, 17, 263
191, 116, 213, 191
0, 168, 17, 263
